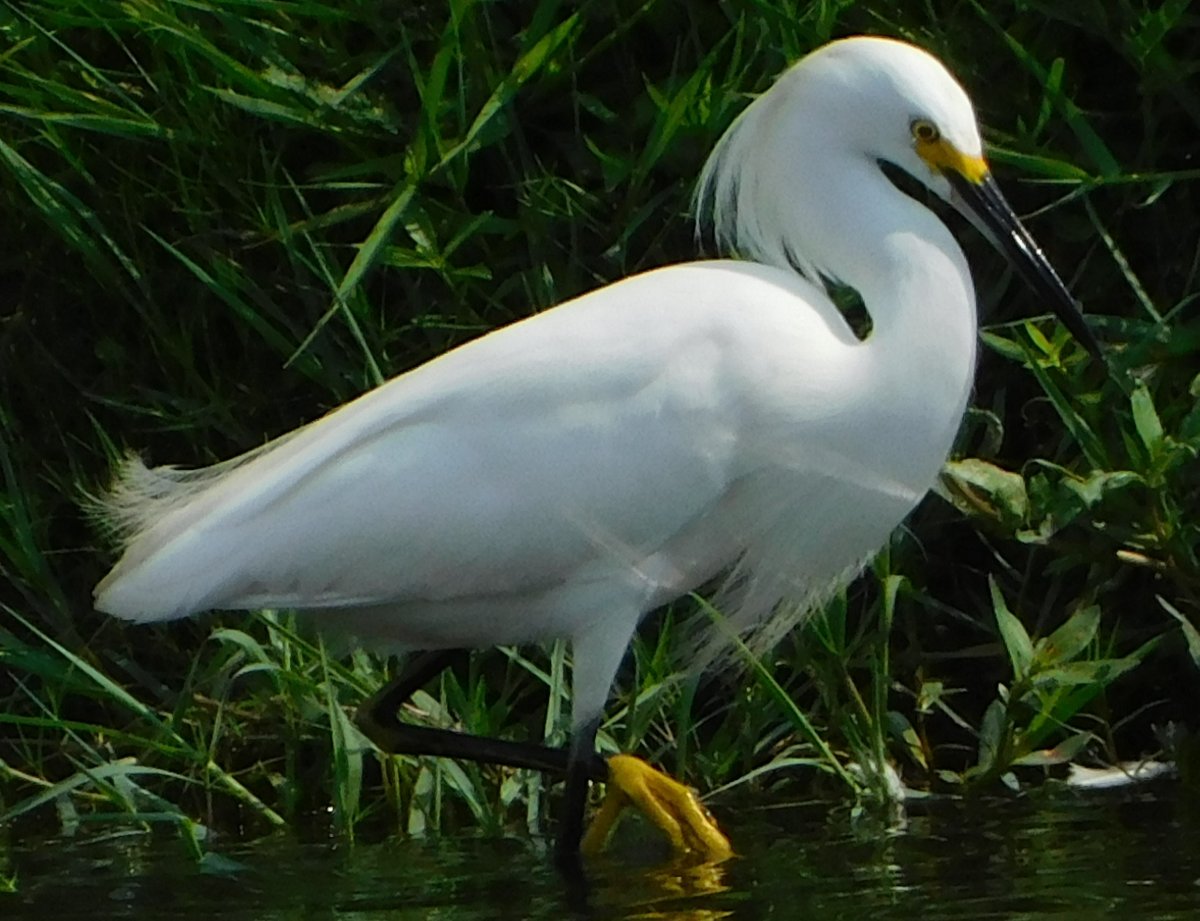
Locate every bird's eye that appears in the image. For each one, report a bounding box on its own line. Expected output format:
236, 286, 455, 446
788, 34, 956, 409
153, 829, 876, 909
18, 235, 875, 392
911, 119, 940, 143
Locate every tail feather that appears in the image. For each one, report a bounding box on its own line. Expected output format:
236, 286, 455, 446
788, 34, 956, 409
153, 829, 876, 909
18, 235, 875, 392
89, 435, 300, 621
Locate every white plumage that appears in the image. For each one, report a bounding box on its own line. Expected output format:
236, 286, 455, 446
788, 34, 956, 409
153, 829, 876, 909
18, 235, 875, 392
94, 36, 1089, 742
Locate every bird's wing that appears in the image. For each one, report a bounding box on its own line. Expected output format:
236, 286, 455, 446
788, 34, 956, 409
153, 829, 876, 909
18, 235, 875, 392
95, 262, 848, 622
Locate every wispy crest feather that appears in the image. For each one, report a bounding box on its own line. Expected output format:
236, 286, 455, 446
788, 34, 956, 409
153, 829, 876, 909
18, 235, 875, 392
695, 75, 824, 286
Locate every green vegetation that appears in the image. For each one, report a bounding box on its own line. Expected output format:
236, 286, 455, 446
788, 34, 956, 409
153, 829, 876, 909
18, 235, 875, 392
1, 0, 1197, 857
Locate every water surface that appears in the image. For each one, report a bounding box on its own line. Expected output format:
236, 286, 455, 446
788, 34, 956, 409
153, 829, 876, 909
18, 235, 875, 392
4, 788, 1198, 919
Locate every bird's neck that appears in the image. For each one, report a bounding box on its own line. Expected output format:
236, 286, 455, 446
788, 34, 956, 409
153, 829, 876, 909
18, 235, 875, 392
814, 161, 979, 473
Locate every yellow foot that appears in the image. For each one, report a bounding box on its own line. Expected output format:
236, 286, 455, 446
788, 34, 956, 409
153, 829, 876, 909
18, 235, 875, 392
581, 754, 733, 860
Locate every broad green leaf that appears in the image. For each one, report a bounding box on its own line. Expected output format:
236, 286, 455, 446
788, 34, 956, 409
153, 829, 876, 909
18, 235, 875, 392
1131, 383, 1165, 458
942, 458, 1029, 527
886, 711, 927, 770
1060, 470, 1141, 506
977, 698, 1007, 772
1012, 731, 1093, 767
991, 577, 1033, 679
916, 678, 946, 714
1029, 657, 1141, 690
1035, 605, 1100, 667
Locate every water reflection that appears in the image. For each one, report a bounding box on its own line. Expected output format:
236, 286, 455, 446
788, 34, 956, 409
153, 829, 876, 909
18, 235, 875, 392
3, 789, 1198, 919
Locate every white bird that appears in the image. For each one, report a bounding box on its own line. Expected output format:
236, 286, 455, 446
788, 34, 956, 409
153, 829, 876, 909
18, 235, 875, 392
93, 35, 1099, 861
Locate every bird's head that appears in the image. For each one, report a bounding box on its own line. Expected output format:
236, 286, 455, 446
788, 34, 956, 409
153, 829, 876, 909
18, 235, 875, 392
697, 35, 1103, 364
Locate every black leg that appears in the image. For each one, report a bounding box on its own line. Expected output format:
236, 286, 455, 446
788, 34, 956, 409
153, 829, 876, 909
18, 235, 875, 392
555, 715, 601, 867
357, 650, 608, 833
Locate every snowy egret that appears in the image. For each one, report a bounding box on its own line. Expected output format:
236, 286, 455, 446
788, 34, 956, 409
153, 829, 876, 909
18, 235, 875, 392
93, 36, 1100, 861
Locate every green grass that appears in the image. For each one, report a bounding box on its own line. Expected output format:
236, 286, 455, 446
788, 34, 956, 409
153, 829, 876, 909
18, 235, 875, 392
1, 0, 1197, 857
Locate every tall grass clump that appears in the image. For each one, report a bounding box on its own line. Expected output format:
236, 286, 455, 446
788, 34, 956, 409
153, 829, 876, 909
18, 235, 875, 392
1, 0, 1197, 852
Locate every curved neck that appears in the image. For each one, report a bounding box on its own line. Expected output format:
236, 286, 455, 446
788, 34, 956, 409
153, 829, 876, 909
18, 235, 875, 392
709, 111, 981, 468
807, 160, 979, 481
828, 161, 977, 415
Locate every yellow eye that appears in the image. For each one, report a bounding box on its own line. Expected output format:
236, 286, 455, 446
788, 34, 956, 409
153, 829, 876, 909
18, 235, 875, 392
911, 119, 940, 143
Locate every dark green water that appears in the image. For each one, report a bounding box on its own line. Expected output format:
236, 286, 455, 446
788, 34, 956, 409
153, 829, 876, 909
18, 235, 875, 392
4, 789, 1199, 919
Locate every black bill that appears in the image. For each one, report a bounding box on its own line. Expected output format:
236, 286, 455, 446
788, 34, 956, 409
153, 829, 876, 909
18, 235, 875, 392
947, 170, 1104, 365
